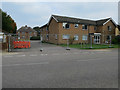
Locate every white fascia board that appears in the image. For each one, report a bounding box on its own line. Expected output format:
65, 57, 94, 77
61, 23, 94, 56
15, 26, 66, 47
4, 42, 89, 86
48, 15, 58, 25
52, 16, 59, 22
103, 18, 117, 26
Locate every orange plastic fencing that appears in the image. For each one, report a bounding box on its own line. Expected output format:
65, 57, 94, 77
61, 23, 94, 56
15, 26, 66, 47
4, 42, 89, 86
13, 41, 31, 49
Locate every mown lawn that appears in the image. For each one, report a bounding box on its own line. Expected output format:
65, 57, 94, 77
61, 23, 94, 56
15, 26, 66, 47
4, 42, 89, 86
60, 44, 119, 49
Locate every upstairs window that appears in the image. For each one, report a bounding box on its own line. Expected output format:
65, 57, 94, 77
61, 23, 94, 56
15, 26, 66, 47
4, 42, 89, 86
46, 27, 48, 31
74, 24, 79, 28
63, 23, 70, 29
108, 26, 112, 31
18, 32, 20, 36
94, 26, 97, 30
82, 25, 87, 30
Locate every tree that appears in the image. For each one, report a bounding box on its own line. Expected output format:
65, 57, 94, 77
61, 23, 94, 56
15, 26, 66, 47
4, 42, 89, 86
69, 36, 75, 44
33, 26, 40, 36
1, 9, 17, 33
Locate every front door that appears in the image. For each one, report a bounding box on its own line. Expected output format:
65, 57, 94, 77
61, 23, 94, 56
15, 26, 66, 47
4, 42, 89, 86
94, 35, 100, 44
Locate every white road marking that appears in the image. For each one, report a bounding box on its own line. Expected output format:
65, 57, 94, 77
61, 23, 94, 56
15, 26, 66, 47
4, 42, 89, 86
76, 57, 117, 62
16, 55, 26, 57
40, 54, 48, 56
77, 59, 99, 62
2, 62, 49, 67
3, 56, 13, 58
63, 53, 70, 55
30, 54, 37, 56
73, 52, 79, 54
52, 53, 60, 55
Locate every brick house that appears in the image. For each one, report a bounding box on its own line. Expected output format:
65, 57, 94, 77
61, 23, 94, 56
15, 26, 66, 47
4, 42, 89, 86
40, 15, 117, 44
17, 25, 37, 40
40, 24, 49, 42
115, 25, 120, 36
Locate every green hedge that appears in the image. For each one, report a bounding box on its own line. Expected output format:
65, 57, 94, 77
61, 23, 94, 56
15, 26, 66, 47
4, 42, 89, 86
30, 36, 40, 40
112, 35, 120, 44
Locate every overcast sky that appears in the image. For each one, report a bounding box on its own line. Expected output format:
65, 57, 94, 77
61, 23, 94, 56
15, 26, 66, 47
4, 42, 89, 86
1, 2, 118, 29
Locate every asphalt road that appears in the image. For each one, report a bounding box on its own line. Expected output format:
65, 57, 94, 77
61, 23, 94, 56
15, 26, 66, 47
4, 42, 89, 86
2, 41, 118, 88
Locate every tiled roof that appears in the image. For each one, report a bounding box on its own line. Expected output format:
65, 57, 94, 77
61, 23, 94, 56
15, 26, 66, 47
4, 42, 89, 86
17, 25, 37, 32
52, 15, 110, 26
40, 24, 48, 29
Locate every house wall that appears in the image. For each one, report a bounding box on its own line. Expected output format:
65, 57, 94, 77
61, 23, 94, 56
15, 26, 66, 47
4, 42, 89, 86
102, 20, 116, 43
40, 18, 116, 45
48, 18, 59, 44
115, 27, 120, 36
40, 26, 49, 42
17, 31, 37, 40
58, 23, 96, 44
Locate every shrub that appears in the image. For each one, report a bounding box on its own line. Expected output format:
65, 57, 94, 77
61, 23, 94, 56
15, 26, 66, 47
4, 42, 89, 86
112, 35, 120, 44
69, 37, 75, 44
30, 36, 40, 40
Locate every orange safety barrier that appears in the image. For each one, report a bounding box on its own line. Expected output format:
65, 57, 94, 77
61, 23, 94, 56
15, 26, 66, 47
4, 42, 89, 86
13, 41, 31, 49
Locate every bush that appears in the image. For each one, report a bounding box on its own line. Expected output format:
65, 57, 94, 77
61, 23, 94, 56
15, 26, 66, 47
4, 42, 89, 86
112, 35, 120, 44
30, 36, 40, 40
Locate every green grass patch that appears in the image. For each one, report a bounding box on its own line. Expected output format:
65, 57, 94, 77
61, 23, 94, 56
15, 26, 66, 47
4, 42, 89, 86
60, 44, 119, 49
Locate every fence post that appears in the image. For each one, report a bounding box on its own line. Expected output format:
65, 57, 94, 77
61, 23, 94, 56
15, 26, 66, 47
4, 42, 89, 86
90, 35, 93, 49
109, 35, 112, 48
40, 34, 43, 52
8, 34, 11, 52
66, 39, 70, 50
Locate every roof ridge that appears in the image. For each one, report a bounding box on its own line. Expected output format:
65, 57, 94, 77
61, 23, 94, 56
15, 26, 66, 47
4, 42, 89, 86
52, 14, 95, 22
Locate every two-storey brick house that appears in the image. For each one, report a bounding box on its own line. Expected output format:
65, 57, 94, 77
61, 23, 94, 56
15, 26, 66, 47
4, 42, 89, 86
40, 15, 116, 44
17, 25, 37, 40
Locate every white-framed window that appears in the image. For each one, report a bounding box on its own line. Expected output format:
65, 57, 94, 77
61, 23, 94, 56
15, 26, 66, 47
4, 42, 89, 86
55, 34, 58, 39
82, 25, 87, 30
22, 32, 25, 34
62, 34, 70, 39
94, 26, 97, 30
108, 26, 112, 31
107, 35, 111, 40
29, 32, 32, 35
18, 32, 20, 36
74, 35, 79, 40
74, 24, 79, 28
82, 35, 88, 40
63, 23, 70, 29
46, 27, 48, 31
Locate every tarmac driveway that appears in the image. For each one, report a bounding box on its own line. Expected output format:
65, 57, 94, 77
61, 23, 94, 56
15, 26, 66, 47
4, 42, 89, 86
2, 40, 118, 88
